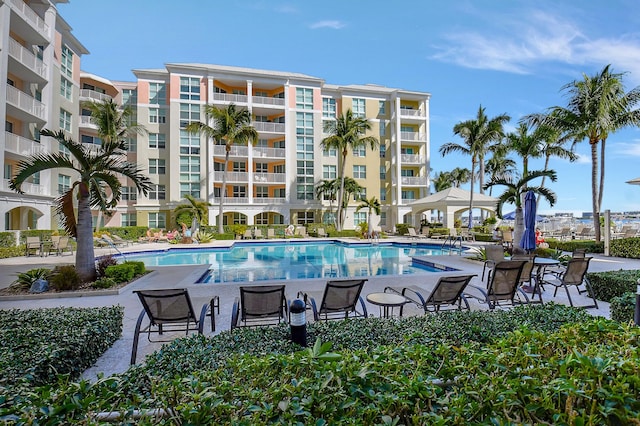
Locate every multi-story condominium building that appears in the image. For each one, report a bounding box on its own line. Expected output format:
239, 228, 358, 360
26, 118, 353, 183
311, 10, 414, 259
0, 0, 88, 231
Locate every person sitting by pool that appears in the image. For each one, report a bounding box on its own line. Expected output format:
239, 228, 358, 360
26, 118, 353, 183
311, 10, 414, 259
285, 224, 295, 236
536, 228, 548, 248
166, 228, 178, 240
180, 222, 193, 244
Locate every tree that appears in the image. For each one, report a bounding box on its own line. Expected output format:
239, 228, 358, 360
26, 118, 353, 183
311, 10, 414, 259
449, 167, 471, 188
321, 110, 379, 231
432, 171, 453, 193
316, 179, 339, 226
340, 177, 364, 228
10, 129, 152, 282
505, 122, 545, 178
439, 105, 510, 229
484, 170, 557, 249
527, 65, 640, 241
355, 196, 381, 238
186, 104, 258, 234
484, 147, 516, 196
536, 122, 577, 198
173, 194, 212, 229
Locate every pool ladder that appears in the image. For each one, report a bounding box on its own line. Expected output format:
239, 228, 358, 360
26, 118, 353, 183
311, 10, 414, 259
440, 235, 463, 255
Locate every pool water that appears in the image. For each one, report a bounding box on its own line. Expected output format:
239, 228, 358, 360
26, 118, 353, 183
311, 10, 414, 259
122, 241, 461, 283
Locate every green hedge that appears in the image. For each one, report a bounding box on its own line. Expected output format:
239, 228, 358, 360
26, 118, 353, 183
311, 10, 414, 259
610, 292, 636, 323
0, 232, 16, 246
104, 263, 137, 283
586, 269, 640, 302
0, 245, 25, 259
0, 306, 123, 386
545, 238, 604, 253
610, 237, 640, 258
101, 226, 147, 241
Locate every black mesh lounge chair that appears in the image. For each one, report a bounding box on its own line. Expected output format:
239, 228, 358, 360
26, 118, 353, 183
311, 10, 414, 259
231, 285, 288, 330
470, 260, 529, 310
385, 274, 476, 314
299, 279, 368, 321
541, 257, 598, 309
131, 289, 218, 364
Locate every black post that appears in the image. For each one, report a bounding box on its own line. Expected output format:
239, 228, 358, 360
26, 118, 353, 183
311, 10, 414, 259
289, 299, 307, 347
635, 280, 640, 326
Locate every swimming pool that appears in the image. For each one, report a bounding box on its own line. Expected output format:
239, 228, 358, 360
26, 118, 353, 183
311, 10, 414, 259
122, 241, 462, 283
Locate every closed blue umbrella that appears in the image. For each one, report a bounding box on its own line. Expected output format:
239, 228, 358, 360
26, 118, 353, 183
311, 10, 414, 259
521, 190, 537, 252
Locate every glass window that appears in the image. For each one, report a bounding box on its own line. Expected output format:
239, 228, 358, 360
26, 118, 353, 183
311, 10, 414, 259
121, 186, 137, 201
378, 100, 386, 115
59, 109, 72, 132
323, 148, 337, 157
122, 89, 137, 106
354, 212, 367, 226
353, 146, 366, 157
121, 213, 137, 227
149, 185, 166, 200
380, 212, 387, 226
322, 98, 336, 118
323, 165, 336, 179
58, 174, 71, 194
353, 98, 365, 118
353, 165, 366, 179
233, 186, 247, 197
379, 166, 386, 180
148, 212, 166, 228
380, 188, 386, 201
149, 159, 166, 174
124, 137, 137, 152
233, 162, 246, 172
297, 212, 314, 225
354, 188, 366, 201
180, 183, 200, 199
232, 212, 247, 225
401, 169, 415, 177
401, 190, 415, 200
148, 133, 166, 149
296, 88, 313, 110
149, 83, 166, 104
180, 77, 200, 100
61, 46, 73, 78
380, 144, 386, 158
255, 163, 268, 173
60, 77, 72, 100
379, 121, 386, 137
256, 186, 268, 198
149, 108, 166, 124
180, 103, 200, 128
180, 130, 200, 154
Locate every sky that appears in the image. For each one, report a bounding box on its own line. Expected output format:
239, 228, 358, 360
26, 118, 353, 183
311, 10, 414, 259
57, 0, 640, 217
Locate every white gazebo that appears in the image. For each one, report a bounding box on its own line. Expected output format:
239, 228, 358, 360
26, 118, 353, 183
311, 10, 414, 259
408, 187, 499, 230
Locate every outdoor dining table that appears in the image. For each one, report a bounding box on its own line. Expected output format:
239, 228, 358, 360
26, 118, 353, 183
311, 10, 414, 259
509, 256, 560, 302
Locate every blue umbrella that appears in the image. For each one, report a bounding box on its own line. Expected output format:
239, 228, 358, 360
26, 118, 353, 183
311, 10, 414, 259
503, 210, 544, 221
521, 190, 537, 252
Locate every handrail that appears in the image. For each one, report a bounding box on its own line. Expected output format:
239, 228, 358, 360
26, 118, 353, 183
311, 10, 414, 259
440, 235, 463, 255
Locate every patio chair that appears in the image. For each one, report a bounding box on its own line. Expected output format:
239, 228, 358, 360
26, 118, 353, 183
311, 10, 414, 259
501, 229, 514, 249
231, 285, 288, 329
385, 274, 476, 314
540, 257, 598, 309
101, 234, 127, 248
254, 229, 264, 239
25, 236, 41, 257
267, 228, 276, 239
470, 260, 529, 310
406, 227, 425, 239
298, 279, 368, 321
295, 226, 307, 237
49, 236, 73, 256
511, 253, 541, 303
243, 229, 253, 240
111, 234, 132, 246
131, 289, 218, 364
317, 227, 327, 238
481, 244, 505, 281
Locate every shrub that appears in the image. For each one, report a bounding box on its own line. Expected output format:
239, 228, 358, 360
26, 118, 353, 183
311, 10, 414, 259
48, 265, 81, 291
610, 292, 637, 323
9, 268, 51, 292
586, 269, 640, 302
395, 223, 410, 236
545, 238, 604, 253
104, 263, 136, 283
100, 226, 147, 241
429, 227, 450, 237
96, 254, 119, 278
0, 245, 24, 259
123, 261, 146, 276
610, 237, 640, 258
197, 231, 215, 243
0, 231, 16, 247
91, 277, 117, 289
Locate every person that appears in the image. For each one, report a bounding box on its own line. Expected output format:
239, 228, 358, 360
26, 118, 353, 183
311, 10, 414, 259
285, 224, 295, 236
535, 228, 545, 245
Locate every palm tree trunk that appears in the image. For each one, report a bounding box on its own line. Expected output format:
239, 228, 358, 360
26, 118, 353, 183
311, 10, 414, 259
76, 183, 96, 282
514, 205, 524, 250
590, 141, 601, 241
478, 156, 486, 222
219, 149, 229, 234
367, 209, 372, 238
598, 138, 606, 217
336, 151, 348, 232
538, 155, 551, 204
467, 159, 476, 229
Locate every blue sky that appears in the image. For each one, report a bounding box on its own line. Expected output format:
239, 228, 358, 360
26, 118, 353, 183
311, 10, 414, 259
58, 0, 640, 217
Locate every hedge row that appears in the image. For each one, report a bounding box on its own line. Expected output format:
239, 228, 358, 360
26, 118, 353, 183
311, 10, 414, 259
586, 269, 640, 302
610, 237, 640, 258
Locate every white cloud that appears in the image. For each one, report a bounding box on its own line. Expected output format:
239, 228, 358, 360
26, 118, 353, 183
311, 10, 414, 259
574, 153, 591, 164
309, 20, 346, 30
613, 141, 640, 157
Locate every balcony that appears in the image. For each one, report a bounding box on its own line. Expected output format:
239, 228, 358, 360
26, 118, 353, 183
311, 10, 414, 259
8, 38, 47, 83
211, 197, 250, 204
401, 176, 428, 186
7, 0, 49, 39
1, 178, 49, 196
6, 85, 45, 123
212, 145, 248, 157
400, 154, 426, 164
253, 122, 285, 133
213, 171, 248, 182
213, 93, 248, 104
4, 131, 47, 157
253, 173, 286, 184
400, 131, 425, 141
80, 89, 112, 102
252, 197, 287, 204
399, 108, 425, 118
252, 146, 286, 159
79, 115, 98, 130
252, 95, 285, 107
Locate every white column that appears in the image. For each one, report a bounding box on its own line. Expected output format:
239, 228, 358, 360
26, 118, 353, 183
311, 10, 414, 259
246, 80, 254, 205
394, 96, 403, 206
206, 77, 215, 205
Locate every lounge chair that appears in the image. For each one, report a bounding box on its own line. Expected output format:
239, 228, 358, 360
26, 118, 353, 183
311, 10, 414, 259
25, 236, 41, 257
317, 227, 327, 238
267, 228, 276, 239
540, 257, 598, 309
131, 289, 218, 364
385, 274, 476, 314
406, 227, 425, 239
254, 229, 264, 239
101, 234, 127, 248
501, 230, 514, 249
231, 285, 288, 329
481, 244, 505, 281
111, 234, 132, 246
511, 254, 541, 303
470, 260, 529, 310
295, 226, 307, 238
298, 279, 368, 321
243, 229, 253, 240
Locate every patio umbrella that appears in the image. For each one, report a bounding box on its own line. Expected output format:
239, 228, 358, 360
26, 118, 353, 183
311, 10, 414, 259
520, 190, 537, 253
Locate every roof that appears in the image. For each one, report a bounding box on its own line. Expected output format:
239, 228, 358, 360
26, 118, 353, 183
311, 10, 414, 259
408, 187, 498, 208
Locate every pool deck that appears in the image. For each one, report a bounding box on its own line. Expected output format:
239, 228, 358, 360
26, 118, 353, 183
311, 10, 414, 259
1, 237, 639, 381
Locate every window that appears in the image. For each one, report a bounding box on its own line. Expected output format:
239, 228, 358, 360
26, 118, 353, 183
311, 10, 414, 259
4, 164, 11, 179
255, 163, 268, 173
60, 77, 72, 100
180, 130, 200, 154
180, 183, 200, 199
121, 186, 137, 201
379, 121, 386, 137
122, 89, 137, 106
274, 140, 285, 149
121, 213, 137, 227
149, 108, 166, 124
354, 212, 367, 226
180, 77, 200, 100
353, 146, 366, 157
180, 156, 200, 198
214, 162, 225, 171
149, 159, 166, 174
254, 90, 268, 97
296, 112, 314, 200
148, 212, 166, 228
274, 188, 286, 198
31, 172, 40, 185
401, 169, 415, 177
297, 212, 314, 225
232, 212, 247, 225
233, 162, 246, 172
148, 133, 166, 149
354, 188, 366, 201
81, 135, 102, 145
353, 98, 365, 118
353, 165, 366, 179
273, 164, 285, 174
380, 212, 387, 226
322, 98, 336, 119
58, 174, 71, 194
149, 185, 166, 200
61, 46, 73, 78
401, 125, 414, 132
323, 148, 337, 157
380, 144, 386, 158
378, 100, 386, 115
180, 103, 200, 128
296, 88, 313, 110
59, 109, 72, 132
124, 137, 137, 152
380, 188, 386, 202
401, 190, 415, 200
322, 165, 336, 179
256, 186, 268, 198
401, 147, 415, 154
233, 186, 246, 198
149, 83, 166, 104
379, 166, 386, 180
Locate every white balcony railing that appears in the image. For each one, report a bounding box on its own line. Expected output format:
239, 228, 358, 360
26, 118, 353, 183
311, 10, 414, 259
400, 131, 423, 141
211, 197, 250, 204
253, 146, 286, 158
401, 176, 428, 186
8, 0, 49, 35
253, 173, 286, 183
6, 85, 45, 121
80, 89, 112, 102
79, 115, 97, 127
4, 132, 47, 156
253, 197, 287, 204
8, 38, 47, 79
212, 145, 248, 157
253, 122, 285, 133
399, 108, 423, 118
213, 171, 248, 182
252, 95, 285, 107
2, 178, 49, 196
400, 154, 425, 164
213, 93, 248, 103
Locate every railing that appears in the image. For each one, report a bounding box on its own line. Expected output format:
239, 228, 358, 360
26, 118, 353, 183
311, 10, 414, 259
212, 145, 248, 157
253, 173, 286, 183
211, 197, 250, 204
400, 131, 423, 141
1, 178, 49, 196
8, 0, 49, 35
400, 154, 425, 164
252, 197, 287, 204
213, 171, 248, 182
8, 38, 47, 79
253, 146, 286, 158
213, 93, 248, 103
253, 122, 285, 133
6, 85, 45, 121
79, 115, 97, 127
399, 108, 423, 118
4, 131, 47, 156
80, 89, 112, 102
252, 95, 285, 107
401, 176, 428, 186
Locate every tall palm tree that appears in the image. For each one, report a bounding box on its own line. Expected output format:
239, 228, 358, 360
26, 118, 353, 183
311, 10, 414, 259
316, 179, 339, 226
173, 194, 212, 229
484, 147, 516, 196
536, 122, 577, 197
10, 129, 152, 281
526, 65, 640, 241
186, 104, 258, 234
432, 171, 453, 193
341, 177, 364, 228
484, 170, 557, 249
449, 167, 471, 188
355, 196, 381, 238
321, 109, 379, 231
439, 105, 510, 229
505, 122, 545, 178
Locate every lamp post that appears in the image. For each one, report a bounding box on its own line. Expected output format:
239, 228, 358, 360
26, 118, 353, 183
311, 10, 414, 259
289, 299, 307, 346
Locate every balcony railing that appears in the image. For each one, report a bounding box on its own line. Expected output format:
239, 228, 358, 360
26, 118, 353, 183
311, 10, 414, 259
4, 131, 47, 156
213, 93, 248, 103
399, 108, 423, 118
400, 131, 424, 141
1, 178, 49, 196
212, 145, 248, 157
253, 122, 285, 133
6, 85, 45, 121
211, 197, 250, 204
401, 176, 427, 186
80, 89, 112, 102
8, 0, 49, 35
79, 115, 97, 127
400, 154, 425, 164
253, 173, 286, 183
213, 171, 248, 182
252, 95, 285, 107
253, 146, 286, 158
8, 38, 47, 80
252, 197, 287, 204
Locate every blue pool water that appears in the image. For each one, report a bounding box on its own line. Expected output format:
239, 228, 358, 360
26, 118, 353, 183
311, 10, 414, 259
122, 241, 461, 283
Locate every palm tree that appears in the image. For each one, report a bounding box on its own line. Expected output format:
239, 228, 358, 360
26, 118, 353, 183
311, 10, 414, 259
321, 109, 379, 231
355, 196, 381, 238
173, 194, 212, 229
340, 177, 364, 228
484, 170, 557, 249
449, 167, 471, 188
316, 179, 339, 226
484, 147, 516, 196
526, 65, 640, 241
536, 122, 577, 197
505, 122, 545, 178
186, 104, 258, 234
432, 171, 453, 193
10, 129, 152, 281
439, 105, 510, 229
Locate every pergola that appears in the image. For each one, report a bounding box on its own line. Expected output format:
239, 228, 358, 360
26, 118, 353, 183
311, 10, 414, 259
408, 187, 499, 230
